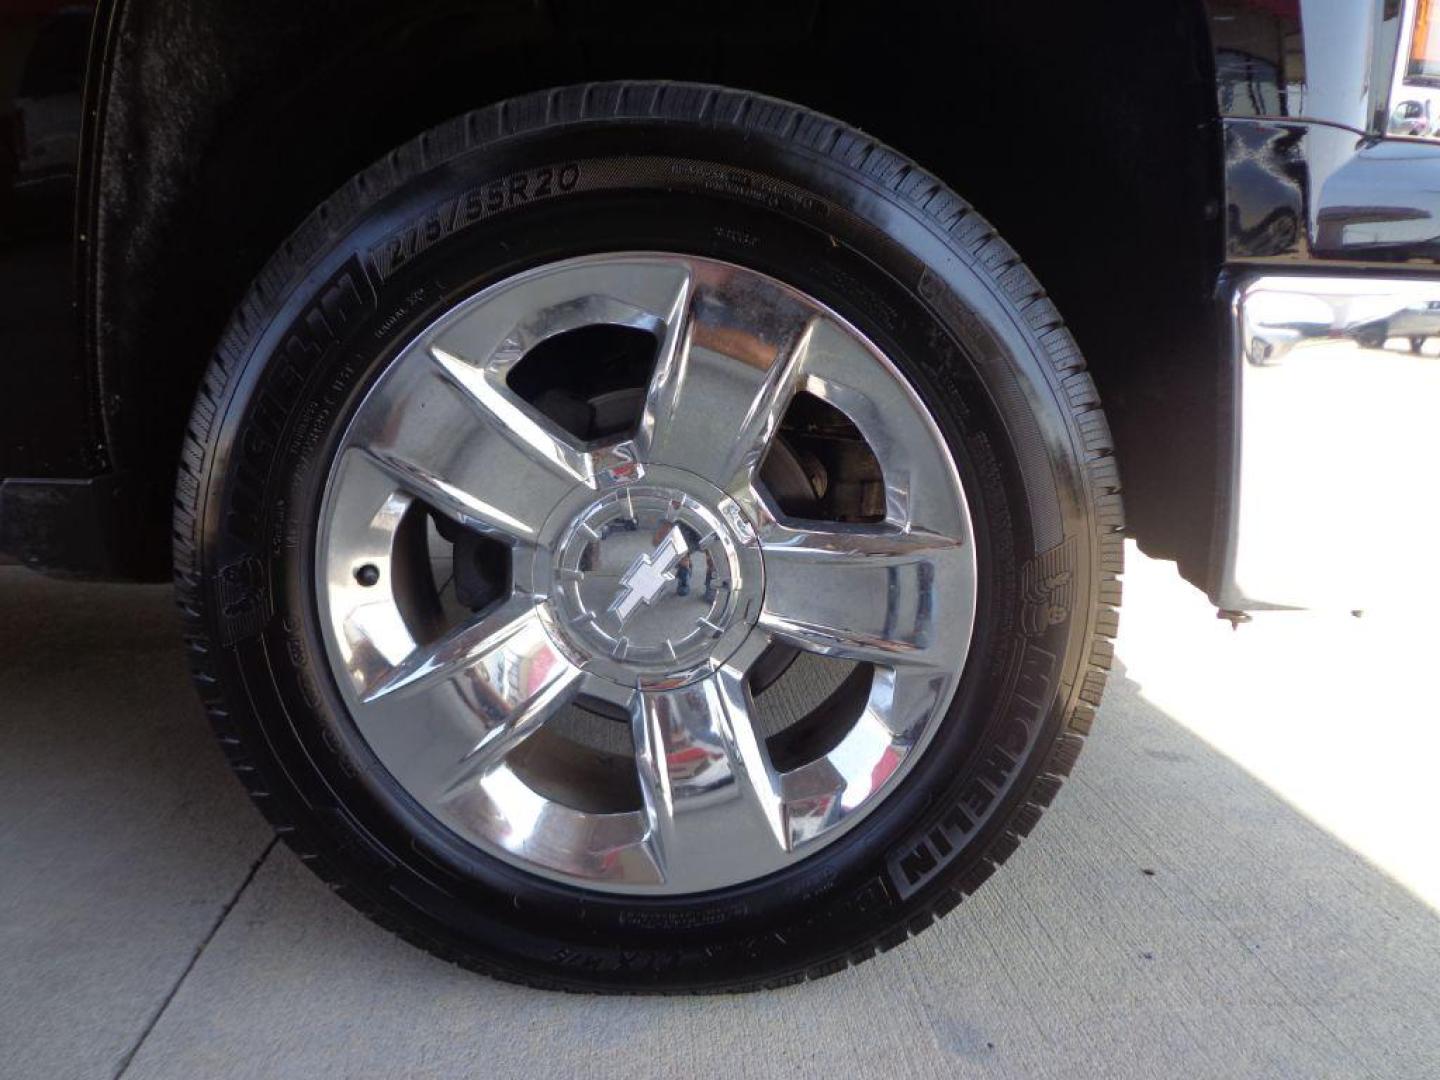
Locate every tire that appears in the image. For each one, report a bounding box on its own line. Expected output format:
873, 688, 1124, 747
1357, 325, 1387, 349
175, 81, 1122, 992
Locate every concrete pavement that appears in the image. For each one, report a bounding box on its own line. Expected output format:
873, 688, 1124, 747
2, 549, 1438, 1079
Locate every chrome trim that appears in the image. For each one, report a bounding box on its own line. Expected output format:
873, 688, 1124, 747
1217, 274, 1440, 610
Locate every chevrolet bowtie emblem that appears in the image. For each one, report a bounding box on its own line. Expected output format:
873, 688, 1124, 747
609, 525, 689, 623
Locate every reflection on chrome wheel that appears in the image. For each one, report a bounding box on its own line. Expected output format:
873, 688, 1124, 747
317, 254, 976, 894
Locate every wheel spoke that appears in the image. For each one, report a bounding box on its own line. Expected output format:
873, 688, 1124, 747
428, 257, 695, 487
353, 445, 546, 541
432, 656, 580, 801
757, 522, 971, 667
634, 263, 817, 492
789, 319, 971, 537
431, 344, 590, 486
339, 352, 577, 543
352, 600, 582, 798
431, 345, 637, 488
357, 599, 577, 750
776, 665, 946, 845
630, 668, 787, 888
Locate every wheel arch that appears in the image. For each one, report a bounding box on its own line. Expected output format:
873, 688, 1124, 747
83, 0, 1224, 585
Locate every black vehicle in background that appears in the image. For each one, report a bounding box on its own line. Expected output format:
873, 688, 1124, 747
2, 1, 1435, 992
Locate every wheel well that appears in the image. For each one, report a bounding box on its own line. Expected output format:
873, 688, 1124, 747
89, 0, 1222, 584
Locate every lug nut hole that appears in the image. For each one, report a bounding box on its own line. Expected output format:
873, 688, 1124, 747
354, 563, 381, 587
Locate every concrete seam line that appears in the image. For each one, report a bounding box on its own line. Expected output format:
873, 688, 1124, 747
112, 836, 280, 1079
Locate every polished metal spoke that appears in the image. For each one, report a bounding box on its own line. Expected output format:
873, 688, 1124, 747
786, 318, 972, 539
360, 598, 549, 702
633, 266, 818, 492
338, 360, 577, 546
430, 345, 638, 489
757, 521, 969, 668
429, 257, 694, 488
630, 661, 788, 889
353, 600, 583, 797
354, 445, 548, 542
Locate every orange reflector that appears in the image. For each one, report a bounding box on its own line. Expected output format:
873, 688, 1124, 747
1411, 0, 1440, 79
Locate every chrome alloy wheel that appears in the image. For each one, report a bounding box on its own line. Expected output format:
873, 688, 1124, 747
316, 253, 976, 894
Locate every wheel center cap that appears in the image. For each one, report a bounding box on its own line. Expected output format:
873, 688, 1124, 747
547, 479, 763, 687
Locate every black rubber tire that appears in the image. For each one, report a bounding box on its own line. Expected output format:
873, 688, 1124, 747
174, 81, 1123, 993
1357, 325, 1387, 349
